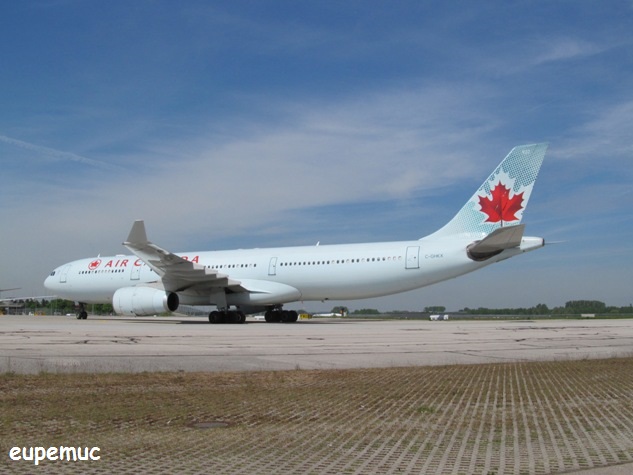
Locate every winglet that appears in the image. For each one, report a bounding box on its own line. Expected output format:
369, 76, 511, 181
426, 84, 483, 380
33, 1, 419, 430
125, 220, 148, 245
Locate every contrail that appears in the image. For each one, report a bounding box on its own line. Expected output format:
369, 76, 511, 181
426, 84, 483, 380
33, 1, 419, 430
0, 134, 125, 171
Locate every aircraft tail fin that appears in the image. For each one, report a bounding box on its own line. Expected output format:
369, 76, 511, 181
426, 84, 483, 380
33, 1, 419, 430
426, 143, 548, 239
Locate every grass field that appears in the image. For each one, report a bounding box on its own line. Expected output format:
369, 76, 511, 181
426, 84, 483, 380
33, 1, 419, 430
2, 357, 633, 474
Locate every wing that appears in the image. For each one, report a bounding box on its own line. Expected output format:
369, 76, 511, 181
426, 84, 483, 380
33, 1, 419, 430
123, 220, 246, 293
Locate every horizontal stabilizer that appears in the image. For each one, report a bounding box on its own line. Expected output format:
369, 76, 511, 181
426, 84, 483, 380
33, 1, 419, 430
467, 224, 525, 261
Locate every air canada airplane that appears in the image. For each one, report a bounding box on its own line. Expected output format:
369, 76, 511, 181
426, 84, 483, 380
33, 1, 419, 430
45, 143, 548, 323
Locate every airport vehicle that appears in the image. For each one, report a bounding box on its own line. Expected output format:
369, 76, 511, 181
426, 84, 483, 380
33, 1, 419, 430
44, 143, 548, 322
429, 314, 450, 321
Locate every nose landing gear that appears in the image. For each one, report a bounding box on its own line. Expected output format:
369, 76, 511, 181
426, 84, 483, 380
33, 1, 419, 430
76, 303, 88, 320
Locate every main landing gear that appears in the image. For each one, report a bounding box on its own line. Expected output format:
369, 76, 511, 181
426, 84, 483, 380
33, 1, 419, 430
207, 307, 299, 323
264, 308, 299, 323
208, 310, 246, 324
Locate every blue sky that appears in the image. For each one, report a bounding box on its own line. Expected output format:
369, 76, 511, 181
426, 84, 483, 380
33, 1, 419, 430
1, 1, 632, 311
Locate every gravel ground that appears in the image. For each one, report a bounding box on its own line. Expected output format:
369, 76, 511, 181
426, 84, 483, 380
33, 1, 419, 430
2, 357, 633, 474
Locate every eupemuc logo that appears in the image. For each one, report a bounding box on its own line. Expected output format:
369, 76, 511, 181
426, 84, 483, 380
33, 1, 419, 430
9, 446, 101, 465
88, 259, 102, 270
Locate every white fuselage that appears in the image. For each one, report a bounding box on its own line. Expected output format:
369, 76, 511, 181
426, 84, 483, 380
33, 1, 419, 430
44, 236, 543, 308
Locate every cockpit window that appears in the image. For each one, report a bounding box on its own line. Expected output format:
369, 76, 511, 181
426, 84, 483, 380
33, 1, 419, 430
50, 271, 56, 276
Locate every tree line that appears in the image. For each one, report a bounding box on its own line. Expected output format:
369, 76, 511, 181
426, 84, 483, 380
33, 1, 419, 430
461, 300, 632, 315
15, 299, 114, 315
7, 298, 632, 317
342, 300, 632, 316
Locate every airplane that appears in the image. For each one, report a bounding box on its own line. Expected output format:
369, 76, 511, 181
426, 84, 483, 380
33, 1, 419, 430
0, 287, 21, 297
44, 143, 548, 323
0, 289, 56, 314
0, 288, 22, 313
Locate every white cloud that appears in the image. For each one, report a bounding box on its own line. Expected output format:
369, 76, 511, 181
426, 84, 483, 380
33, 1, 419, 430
554, 100, 633, 163
1, 83, 501, 293
477, 36, 608, 76
532, 38, 604, 65
0, 134, 125, 171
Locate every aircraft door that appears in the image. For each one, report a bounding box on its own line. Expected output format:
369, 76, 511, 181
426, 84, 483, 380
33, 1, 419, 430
59, 265, 71, 283
131, 264, 141, 281
268, 257, 278, 276
405, 246, 420, 269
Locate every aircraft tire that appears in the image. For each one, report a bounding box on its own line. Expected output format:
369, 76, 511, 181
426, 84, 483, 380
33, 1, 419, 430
264, 310, 281, 323
279, 310, 298, 323
227, 311, 240, 324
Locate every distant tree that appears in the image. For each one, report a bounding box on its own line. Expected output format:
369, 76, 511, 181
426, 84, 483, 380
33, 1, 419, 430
458, 301, 629, 316
49, 299, 76, 314
93, 303, 114, 315
534, 303, 549, 314
461, 304, 549, 315
351, 308, 381, 315
564, 300, 606, 314
424, 306, 446, 313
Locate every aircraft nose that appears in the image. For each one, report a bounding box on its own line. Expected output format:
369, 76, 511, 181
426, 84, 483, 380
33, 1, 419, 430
44, 269, 58, 290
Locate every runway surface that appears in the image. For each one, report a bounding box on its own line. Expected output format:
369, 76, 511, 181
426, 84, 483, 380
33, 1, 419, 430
1, 314, 632, 373
3, 315, 633, 474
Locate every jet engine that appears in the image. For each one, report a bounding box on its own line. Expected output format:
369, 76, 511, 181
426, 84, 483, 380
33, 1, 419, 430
112, 287, 179, 316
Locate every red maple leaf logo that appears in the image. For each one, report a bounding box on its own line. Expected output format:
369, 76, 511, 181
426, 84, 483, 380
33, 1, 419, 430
478, 181, 524, 223
88, 259, 102, 270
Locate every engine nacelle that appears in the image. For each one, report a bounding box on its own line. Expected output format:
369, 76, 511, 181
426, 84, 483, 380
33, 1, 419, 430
112, 287, 179, 316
